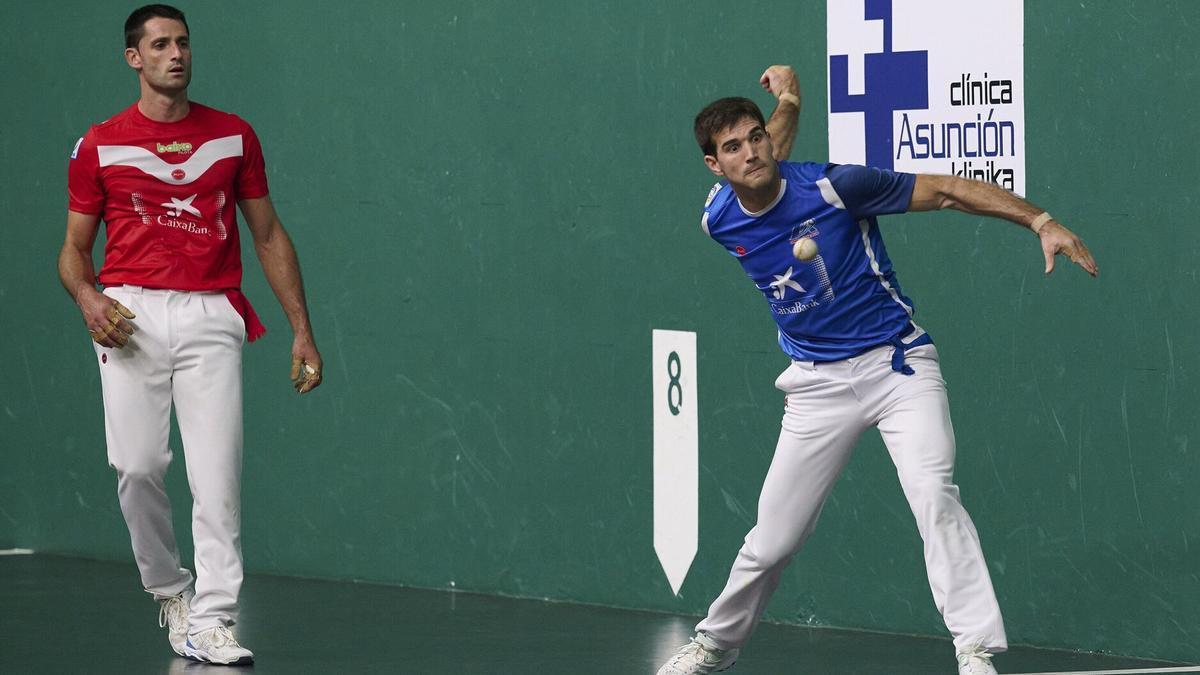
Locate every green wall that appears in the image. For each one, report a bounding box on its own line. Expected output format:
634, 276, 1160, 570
2, 0, 1196, 661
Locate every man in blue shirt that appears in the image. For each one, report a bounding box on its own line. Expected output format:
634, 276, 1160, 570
658, 70, 1097, 675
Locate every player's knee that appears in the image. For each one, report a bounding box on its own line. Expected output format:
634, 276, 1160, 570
748, 542, 795, 569
906, 481, 964, 522
110, 453, 170, 480
744, 528, 810, 569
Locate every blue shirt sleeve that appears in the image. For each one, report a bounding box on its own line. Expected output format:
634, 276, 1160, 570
825, 164, 916, 220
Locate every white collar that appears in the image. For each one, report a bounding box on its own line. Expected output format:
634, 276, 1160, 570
738, 178, 787, 217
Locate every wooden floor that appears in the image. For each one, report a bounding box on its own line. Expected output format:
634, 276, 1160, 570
0, 554, 1189, 674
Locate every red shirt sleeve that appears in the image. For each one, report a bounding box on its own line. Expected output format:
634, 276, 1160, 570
67, 130, 105, 214
236, 120, 270, 200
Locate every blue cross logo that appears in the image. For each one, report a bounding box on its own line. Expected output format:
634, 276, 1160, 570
829, 0, 929, 170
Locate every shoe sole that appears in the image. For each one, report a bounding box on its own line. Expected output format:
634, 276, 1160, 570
170, 638, 187, 658
662, 659, 737, 674
183, 648, 253, 666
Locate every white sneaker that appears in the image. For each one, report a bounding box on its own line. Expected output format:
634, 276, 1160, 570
157, 590, 193, 657
957, 646, 998, 675
184, 626, 254, 665
657, 635, 739, 674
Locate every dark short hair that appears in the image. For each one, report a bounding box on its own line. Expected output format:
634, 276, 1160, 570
694, 97, 766, 156
125, 4, 189, 49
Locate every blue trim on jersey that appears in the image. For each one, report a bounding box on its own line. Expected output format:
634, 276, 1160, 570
701, 161, 927, 363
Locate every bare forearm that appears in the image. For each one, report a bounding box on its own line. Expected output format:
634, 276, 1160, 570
759, 64, 801, 160
239, 196, 323, 391
911, 174, 1099, 276
767, 99, 800, 160
924, 175, 1045, 230
58, 244, 100, 303
255, 229, 313, 338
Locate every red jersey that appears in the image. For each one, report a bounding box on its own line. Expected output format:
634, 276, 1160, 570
69, 102, 269, 339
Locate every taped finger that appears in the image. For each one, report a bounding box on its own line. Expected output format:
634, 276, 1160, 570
298, 365, 322, 393
103, 321, 130, 347
113, 301, 136, 319
91, 329, 116, 348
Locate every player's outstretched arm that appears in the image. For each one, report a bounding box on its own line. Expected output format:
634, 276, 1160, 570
58, 210, 137, 348
760, 65, 801, 161
240, 195, 323, 393
909, 174, 1099, 277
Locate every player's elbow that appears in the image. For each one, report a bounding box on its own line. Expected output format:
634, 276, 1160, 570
928, 175, 966, 211
911, 175, 959, 212
936, 192, 961, 211
249, 218, 283, 247
58, 238, 87, 267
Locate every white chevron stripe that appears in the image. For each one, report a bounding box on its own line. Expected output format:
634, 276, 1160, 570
98, 135, 243, 186
816, 177, 846, 210
859, 219, 913, 315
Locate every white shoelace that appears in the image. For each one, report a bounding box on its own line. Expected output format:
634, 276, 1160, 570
667, 641, 702, 664
957, 647, 994, 674
668, 640, 720, 667
158, 595, 187, 631
197, 625, 243, 650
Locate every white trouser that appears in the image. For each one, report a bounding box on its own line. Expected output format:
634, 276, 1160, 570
696, 344, 1007, 654
94, 285, 245, 632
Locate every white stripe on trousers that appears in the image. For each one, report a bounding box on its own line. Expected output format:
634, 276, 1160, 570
94, 285, 245, 632
696, 344, 1007, 654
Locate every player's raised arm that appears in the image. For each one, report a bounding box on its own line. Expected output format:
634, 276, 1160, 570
759, 65, 801, 161
909, 174, 1099, 277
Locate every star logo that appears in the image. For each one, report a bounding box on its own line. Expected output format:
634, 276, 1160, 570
161, 194, 201, 218
769, 266, 806, 299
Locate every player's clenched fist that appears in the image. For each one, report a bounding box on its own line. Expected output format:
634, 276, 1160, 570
82, 292, 137, 348
759, 64, 800, 103
290, 349, 323, 394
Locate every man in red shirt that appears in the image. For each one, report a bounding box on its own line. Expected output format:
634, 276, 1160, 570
57, 4, 322, 665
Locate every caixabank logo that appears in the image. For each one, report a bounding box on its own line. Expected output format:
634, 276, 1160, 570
827, 0, 1026, 194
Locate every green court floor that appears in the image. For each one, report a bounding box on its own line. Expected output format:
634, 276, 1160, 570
0, 554, 1189, 674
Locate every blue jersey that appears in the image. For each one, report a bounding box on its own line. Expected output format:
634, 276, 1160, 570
702, 161, 930, 364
